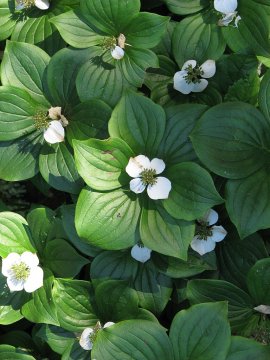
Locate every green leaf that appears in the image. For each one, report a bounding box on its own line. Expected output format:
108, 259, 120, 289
73, 138, 133, 191
91, 251, 173, 314
60, 204, 101, 257
163, 162, 223, 221
62, 341, 89, 360
158, 104, 207, 164
43, 238, 89, 278
27, 207, 56, 254
50, 10, 103, 48
170, 302, 231, 360
224, 74, 260, 106
109, 91, 165, 156
1, 41, 50, 106
163, 0, 209, 15
124, 13, 169, 49
11, 14, 65, 56
0, 212, 34, 257
44, 47, 93, 108
0, 0, 15, 41
39, 142, 84, 194
35, 325, 76, 355
226, 336, 270, 360
22, 270, 59, 326
52, 279, 98, 332
225, 169, 270, 238
81, 0, 140, 35
92, 320, 174, 360
187, 279, 258, 335
0, 345, 35, 359
0, 86, 38, 141
259, 68, 270, 121
217, 232, 268, 290
172, 12, 226, 67
68, 100, 111, 143
247, 258, 270, 304
0, 131, 43, 181
75, 188, 141, 249
190, 102, 270, 179
140, 202, 195, 260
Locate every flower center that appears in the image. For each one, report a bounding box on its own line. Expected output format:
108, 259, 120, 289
184, 64, 204, 84
17, 0, 35, 8
33, 110, 49, 130
195, 221, 213, 240
140, 168, 157, 186
102, 36, 117, 50
89, 321, 102, 343
11, 262, 30, 281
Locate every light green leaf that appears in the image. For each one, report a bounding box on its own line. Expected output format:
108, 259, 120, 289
259, 68, 270, 121
170, 302, 231, 360
226, 336, 270, 360
163, 0, 209, 15
0, 345, 35, 359
0, 0, 15, 41
75, 188, 140, 249
109, 91, 165, 156
73, 137, 133, 191
1, 41, 50, 106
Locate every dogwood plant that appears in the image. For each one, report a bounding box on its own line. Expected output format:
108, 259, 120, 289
214, 0, 241, 27
190, 209, 227, 256
79, 321, 115, 351
131, 244, 152, 263
1, 251, 44, 293
125, 155, 172, 200
43, 107, 68, 144
16, 0, 50, 10
173, 60, 216, 94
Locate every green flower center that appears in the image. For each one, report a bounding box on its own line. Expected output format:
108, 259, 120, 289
184, 64, 204, 84
19, 0, 35, 8
140, 169, 157, 186
196, 221, 213, 240
102, 36, 117, 50
89, 322, 102, 343
33, 110, 49, 130
11, 262, 30, 281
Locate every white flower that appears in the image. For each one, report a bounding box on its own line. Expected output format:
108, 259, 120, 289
16, 0, 50, 10
44, 120, 65, 144
79, 322, 115, 351
1, 252, 44, 293
254, 305, 270, 315
190, 209, 227, 256
48, 106, 69, 126
214, 0, 241, 27
125, 155, 172, 200
173, 60, 216, 95
131, 244, 152, 263
111, 45, 125, 60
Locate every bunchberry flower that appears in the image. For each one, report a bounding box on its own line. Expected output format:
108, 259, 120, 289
1, 251, 44, 293
16, 0, 50, 10
111, 45, 125, 60
79, 322, 115, 351
173, 60, 216, 95
125, 155, 171, 200
214, 0, 241, 27
190, 209, 227, 256
131, 244, 152, 263
43, 107, 68, 144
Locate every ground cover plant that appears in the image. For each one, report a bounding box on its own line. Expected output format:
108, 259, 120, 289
0, 0, 270, 359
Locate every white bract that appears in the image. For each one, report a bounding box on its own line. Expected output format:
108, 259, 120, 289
79, 322, 115, 351
43, 107, 68, 144
173, 60, 216, 95
126, 155, 172, 200
191, 209, 227, 256
16, 0, 50, 10
1, 252, 44, 293
214, 0, 241, 27
131, 244, 152, 263
111, 45, 125, 60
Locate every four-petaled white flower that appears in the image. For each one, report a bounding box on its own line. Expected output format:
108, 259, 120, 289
1, 252, 44, 293
126, 155, 172, 200
44, 107, 68, 144
131, 244, 152, 263
173, 60, 216, 95
79, 322, 115, 351
214, 0, 241, 27
16, 0, 50, 10
111, 33, 127, 60
190, 209, 227, 256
